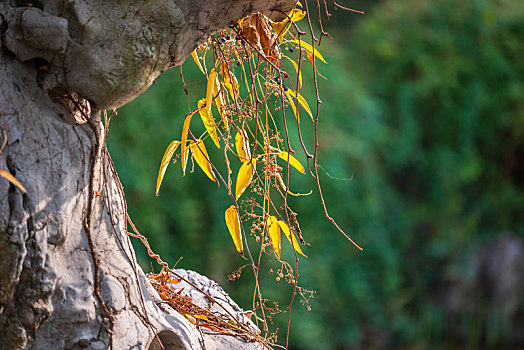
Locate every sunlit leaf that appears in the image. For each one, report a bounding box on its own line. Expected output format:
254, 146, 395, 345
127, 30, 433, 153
235, 129, 251, 162
278, 151, 305, 174
219, 62, 239, 100
155, 140, 180, 195
276, 173, 312, 197
197, 99, 220, 149
286, 39, 327, 63
285, 88, 313, 122
270, 9, 306, 40
0, 169, 26, 193
180, 110, 198, 176
284, 57, 302, 88
278, 220, 307, 258
283, 89, 299, 123
193, 315, 209, 321
266, 216, 281, 259
190, 140, 217, 183
225, 205, 244, 256
206, 68, 217, 117
235, 159, 255, 199
211, 76, 229, 131
191, 50, 205, 74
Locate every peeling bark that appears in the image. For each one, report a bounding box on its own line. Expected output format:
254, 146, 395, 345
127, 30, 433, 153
0, 0, 294, 349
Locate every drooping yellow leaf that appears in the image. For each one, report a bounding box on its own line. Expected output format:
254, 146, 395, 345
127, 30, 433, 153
278, 151, 305, 174
155, 140, 180, 195
235, 159, 256, 199
180, 110, 198, 176
278, 220, 307, 258
225, 205, 243, 256
270, 9, 306, 40
283, 89, 299, 123
286, 39, 327, 63
285, 88, 313, 122
191, 50, 205, 74
197, 99, 220, 149
276, 173, 312, 197
235, 129, 251, 162
219, 62, 239, 100
212, 77, 229, 131
289, 8, 306, 22
190, 140, 217, 183
284, 56, 302, 88
193, 315, 209, 321
0, 169, 26, 193
206, 68, 217, 117
266, 216, 281, 259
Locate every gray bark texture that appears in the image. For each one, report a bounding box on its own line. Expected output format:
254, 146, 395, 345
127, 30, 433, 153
0, 0, 294, 349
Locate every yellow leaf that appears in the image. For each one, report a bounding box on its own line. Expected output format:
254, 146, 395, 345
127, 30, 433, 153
180, 110, 197, 176
235, 159, 255, 199
156, 140, 180, 195
284, 57, 302, 88
225, 205, 244, 255
278, 151, 305, 174
235, 129, 251, 162
270, 9, 305, 40
190, 140, 217, 183
219, 62, 239, 100
266, 216, 281, 259
197, 99, 220, 149
286, 39, 327, 63
206, 68, 217, 117
0, 169, 26, 193
278, 220, 307, 258
191, 50, 205, 74
289, 8, 306, 22
283, 89, 299, 123
212, 77, 229, 131
193, 315, 209, 321
276, 173, 312, 197
285, 88, 313, 122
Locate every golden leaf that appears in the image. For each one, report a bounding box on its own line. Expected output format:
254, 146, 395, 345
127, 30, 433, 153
219, 62, 239, 100
266, 216, 281, 259
193, 315, 209, 321
180, 110, 197, 176
278, 220, 307, 258
283, 89, 299, 123
278, 151, 305, 174
190, 140, 217, 183
286, 39, 327, 63
225, 205, 244, 256
284, 57, 302, 88
235, 159, 255, 199
285, 88, 313, 122
206, 68, 217, 117
0, 169, 26, 193
270, 9, 306, 40
211, 76, 229, 131
191, 50, 205, 74
276, 173, 312, 197
155, 140, 180, 195
235, 129, 251, 162
197, 99, 220, 149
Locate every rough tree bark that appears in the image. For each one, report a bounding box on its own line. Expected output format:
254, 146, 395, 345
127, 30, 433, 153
0, 1, 294, 349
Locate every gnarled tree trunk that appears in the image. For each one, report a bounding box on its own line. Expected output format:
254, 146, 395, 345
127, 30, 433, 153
0, 1, 294, 348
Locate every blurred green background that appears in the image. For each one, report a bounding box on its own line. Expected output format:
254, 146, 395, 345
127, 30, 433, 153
108, 0, 524, 348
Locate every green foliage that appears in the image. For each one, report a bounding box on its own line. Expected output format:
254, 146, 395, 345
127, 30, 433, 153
108, 0, 523, 348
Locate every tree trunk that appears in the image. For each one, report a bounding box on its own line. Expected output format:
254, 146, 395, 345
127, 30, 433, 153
0, 1, 294, 348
